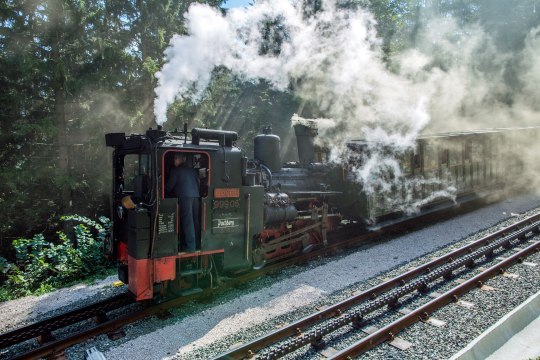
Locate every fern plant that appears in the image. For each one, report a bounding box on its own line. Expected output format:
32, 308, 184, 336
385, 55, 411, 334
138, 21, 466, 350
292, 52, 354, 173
0, 215, 113, 301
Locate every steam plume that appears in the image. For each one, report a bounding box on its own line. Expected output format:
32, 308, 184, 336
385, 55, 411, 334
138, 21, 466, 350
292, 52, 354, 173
154, 0, 428, 147
154, 0, 540, 216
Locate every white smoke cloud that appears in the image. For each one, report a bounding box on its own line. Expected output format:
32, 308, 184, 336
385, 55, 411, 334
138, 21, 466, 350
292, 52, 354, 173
396, 18, 540, 132
154, 0, 429, 146
153, 0, 540, 216
154, 1, 540, 134
517, 27, 540, 112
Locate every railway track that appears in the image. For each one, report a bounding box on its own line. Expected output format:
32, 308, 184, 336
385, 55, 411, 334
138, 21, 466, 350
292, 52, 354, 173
0, 223, 353, 357
0, 293, 134, 351
0, 225, 374, 359
329, 240, 540, 359
0, 199, 521, 359
214, 212, 540, 360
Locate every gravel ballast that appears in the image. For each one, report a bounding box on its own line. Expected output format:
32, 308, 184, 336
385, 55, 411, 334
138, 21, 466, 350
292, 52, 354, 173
2, 194, 539, 360
96, 195, 540, 360
0, 274, 125, 334
325, 237, 540, 360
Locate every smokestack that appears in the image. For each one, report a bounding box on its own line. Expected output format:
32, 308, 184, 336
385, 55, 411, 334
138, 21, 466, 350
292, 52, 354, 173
293, 123, 318, 166
146, 127, 166, 141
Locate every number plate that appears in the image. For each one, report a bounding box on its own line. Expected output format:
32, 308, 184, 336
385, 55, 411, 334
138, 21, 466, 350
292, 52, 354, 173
214, 188, 240, 198
212, 199, 240, 210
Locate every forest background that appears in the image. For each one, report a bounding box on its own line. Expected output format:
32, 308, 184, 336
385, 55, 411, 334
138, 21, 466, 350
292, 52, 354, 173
1, 0, 539, 260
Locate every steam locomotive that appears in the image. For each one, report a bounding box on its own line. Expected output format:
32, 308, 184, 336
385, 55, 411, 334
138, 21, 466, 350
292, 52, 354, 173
105, 123, 538, 301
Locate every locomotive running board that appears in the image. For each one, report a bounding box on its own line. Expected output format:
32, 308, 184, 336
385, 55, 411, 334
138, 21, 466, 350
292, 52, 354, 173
177, 249, 224, 259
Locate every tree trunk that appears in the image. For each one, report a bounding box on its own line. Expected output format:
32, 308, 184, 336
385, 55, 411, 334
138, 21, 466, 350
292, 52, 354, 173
136, 0, 155, 127
51, 0, 72, 216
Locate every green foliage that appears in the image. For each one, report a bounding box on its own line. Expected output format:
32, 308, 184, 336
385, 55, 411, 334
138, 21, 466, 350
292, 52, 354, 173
0, 0, 226, 248
0, 215, 113, 301
0, 256, 13, 279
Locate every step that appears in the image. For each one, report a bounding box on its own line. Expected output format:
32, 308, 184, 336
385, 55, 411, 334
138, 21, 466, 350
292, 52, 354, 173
179, 268, 204, 277
178, 251, 201, 259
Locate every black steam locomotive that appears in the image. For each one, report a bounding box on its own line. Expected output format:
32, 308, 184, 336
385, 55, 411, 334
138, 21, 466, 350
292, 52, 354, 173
105, 123, 538, 301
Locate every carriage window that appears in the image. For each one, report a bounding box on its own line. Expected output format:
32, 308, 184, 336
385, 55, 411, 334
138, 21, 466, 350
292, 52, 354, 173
464, 141, 472, 161
472, 142, 483, 162
413, 153, 421, 169
139, 154, 150, 175
399, 152, 413, 176
424, 144, 437, 170
441, 149, 449, 165
192, 154, 203, 169
449, 147, 461, 165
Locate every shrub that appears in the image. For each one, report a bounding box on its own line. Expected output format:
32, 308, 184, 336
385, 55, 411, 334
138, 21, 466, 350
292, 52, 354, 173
0, 215, 113, 301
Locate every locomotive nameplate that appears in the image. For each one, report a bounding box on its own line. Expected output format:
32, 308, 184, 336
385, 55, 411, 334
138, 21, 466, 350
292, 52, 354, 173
212, 216, 241, 233
214, 188, 240, 198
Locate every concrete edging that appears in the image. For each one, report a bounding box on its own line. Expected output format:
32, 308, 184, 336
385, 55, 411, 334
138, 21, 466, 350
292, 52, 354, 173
450, 289, 540, 360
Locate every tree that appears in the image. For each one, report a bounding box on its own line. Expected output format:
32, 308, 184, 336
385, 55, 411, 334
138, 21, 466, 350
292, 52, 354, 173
0, 0, 226, 256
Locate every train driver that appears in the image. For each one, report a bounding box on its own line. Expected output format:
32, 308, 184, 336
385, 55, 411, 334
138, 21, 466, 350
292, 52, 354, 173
165, 153, 200, 252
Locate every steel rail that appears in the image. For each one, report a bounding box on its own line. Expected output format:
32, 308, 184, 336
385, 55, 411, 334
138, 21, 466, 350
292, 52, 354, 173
215, 213, 540, 359
11, 287, 211, 360
8, 227, 374, 360
0, 293, 134, 350
330, 238, 540, 359
257, 218, 540, 359
215, 213, 540, 360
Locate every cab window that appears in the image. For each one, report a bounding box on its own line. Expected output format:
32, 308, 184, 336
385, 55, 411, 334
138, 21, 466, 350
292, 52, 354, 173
162, 151, 210, 198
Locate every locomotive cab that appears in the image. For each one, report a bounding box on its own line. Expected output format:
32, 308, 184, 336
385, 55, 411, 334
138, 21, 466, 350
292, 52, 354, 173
106, 128, 267, 300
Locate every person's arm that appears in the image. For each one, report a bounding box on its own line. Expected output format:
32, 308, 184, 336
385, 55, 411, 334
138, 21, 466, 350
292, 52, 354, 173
194, 169, 200, 192
165, 168, 177, 194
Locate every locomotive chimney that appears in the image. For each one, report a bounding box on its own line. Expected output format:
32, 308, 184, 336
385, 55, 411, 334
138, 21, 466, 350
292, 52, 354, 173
146, 126, 166, 141
293, 122, 318, 167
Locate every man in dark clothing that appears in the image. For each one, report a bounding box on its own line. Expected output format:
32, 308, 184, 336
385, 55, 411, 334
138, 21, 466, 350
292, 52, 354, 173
165, 153, 200, 252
